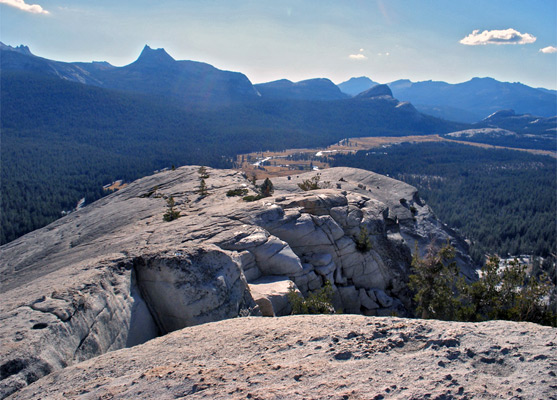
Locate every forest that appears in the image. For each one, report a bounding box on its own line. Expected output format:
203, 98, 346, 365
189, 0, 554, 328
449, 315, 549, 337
329, 142, 556, 263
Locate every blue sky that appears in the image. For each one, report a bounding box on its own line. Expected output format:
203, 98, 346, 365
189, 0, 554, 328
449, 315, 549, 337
1, 0, 556, 88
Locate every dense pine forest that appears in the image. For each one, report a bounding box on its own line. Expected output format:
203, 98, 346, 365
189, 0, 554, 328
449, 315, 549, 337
330, 142, 556, 263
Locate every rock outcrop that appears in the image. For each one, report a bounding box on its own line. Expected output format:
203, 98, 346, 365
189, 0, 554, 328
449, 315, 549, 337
0, 166, 477, 397
9, 315, 557, 400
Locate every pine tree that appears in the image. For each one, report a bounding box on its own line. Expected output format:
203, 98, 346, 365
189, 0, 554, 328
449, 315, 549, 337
260, 178, 274, 197
163, 196, 181, 222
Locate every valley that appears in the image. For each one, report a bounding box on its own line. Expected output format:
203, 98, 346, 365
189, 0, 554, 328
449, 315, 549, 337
237, 133, 557, 180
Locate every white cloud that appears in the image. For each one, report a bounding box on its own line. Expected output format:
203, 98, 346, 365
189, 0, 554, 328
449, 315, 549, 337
540, 46, 557, 54
349, 54, 367, 60
460, 28, 536, 45
0, 0, 49, 14
349, 49, 367, 60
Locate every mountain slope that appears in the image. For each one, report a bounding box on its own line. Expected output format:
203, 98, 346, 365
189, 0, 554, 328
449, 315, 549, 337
337, 76, 379, 96
97, 45, 260, 107
0, 165, 476, 397
478, 109, 557, 135
0, 42, 110, 85
0, 43, 260, 109
255, 78, 348, 100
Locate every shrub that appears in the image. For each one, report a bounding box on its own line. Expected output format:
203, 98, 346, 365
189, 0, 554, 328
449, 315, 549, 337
242, 194, 263, 202
409, 242, 556, 326
408, 243, 461, 320
287, 281, 336, 314
355, 226, 373, 253
197, 178, 208, 197
298, 176, 322, 191
458, 257, 555, 325
226, 188, 249, 197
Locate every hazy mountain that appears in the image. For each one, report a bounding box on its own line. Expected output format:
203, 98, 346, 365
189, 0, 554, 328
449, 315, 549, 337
354, 83, 393, 98
96, 45, 260, 108
477, 109, 557, 136
0, 43, 259, 109
254, 78, 348, 101
388, 77, 557, 123
337, 76, 379, 96
410, 104, 484, 124
0, 42, 110, 85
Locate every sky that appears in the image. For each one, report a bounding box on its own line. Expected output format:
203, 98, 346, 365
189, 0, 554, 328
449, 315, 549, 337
1, 0, 556, 89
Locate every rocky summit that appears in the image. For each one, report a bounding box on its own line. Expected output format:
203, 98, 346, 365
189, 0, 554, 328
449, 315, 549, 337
0, 166, 553, 398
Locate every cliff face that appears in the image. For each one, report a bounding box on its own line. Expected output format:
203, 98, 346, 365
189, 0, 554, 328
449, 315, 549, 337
0, 166, 476, 397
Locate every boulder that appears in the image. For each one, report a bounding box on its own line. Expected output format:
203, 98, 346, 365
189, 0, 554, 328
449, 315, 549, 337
359, 288, 379, 310
132, 246, 257, 333
374, 289, 394, 308
249, 236, 303, 276
337, 286, 360, 313
249, 276, 298, 317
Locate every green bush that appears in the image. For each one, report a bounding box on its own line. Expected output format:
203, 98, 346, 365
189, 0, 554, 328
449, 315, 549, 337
458, 257, 555, 325
355, 226, 373, 253
198, 166, 209, 179
242, 194, 263, 202
408, 243, 461, 320
197, 178, 208, 197
226, 188, 249, 197
298, 175, 325, 191
287, 281, 337, 314
409, 242, 556, 326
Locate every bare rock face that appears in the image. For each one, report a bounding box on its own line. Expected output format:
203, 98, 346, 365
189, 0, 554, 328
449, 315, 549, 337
0, 166, 477, 397
9, 315, 557, 400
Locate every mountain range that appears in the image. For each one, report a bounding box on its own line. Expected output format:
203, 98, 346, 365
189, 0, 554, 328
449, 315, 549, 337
0, 43, 259, 108
338, 76, 557, 123
3, 42, 555, 123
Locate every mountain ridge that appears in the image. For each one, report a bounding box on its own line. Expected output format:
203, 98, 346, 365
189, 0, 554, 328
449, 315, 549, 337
254, 78, 348, 101
336, 74, 557, 123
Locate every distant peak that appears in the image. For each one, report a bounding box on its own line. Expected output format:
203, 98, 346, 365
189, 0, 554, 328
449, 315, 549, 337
471, 76, 495, 81
356, 84, 393, 99
484, 109, 516, 120
0, 42, 33, 56
135, 45, 175, 65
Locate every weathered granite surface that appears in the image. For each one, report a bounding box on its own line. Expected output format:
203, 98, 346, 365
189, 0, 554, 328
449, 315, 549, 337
10, 315, 557, 400
0, 166, 478, 397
